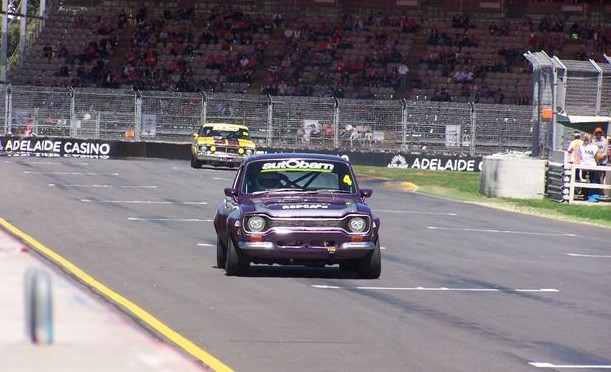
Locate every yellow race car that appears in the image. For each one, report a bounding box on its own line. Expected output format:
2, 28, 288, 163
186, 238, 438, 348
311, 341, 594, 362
191, 123, 256, 168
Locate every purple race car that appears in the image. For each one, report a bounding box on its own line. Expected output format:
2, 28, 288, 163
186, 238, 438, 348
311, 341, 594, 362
213, 153, 381, 278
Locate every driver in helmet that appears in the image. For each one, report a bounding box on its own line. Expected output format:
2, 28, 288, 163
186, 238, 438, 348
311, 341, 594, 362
256, 171, 283, 190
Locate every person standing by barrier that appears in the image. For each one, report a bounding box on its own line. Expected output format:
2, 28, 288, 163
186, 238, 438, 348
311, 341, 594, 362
580, 133, 602, 202
593, 127, 609, 182
566, 131, 583, 181
606, 135, 611, 198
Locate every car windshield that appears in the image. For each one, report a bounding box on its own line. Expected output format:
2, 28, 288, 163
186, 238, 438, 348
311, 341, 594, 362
241, 159, 358, 195
199, 127, 249, 140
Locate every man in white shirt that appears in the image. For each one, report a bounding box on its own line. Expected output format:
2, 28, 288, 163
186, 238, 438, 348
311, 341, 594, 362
398, 63, 409, 90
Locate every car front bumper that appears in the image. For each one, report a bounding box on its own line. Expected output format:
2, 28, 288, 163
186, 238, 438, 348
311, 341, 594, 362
195, 152, 246, 165
237, 232, 376, 262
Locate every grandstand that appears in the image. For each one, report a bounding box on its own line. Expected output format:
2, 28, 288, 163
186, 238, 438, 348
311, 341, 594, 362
6, 0, 611, 103
1, 0, 610, 160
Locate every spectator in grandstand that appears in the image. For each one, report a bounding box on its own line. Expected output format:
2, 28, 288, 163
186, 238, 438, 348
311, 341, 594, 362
493, 89, 505, 104
398, 62, 409, 90
43, 45, 53, 61
431, 87, 451, 102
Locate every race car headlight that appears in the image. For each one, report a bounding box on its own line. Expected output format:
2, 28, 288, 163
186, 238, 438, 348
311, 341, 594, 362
245, 148, 254, 156
210, 145, 216, 152
347, 217, 367, 233
238, 147, 245, 155
246, 216, 266, 232
199, 145, 207, 153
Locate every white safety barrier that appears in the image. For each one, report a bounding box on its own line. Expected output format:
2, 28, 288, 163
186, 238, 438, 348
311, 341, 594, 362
564, 162, 611, 203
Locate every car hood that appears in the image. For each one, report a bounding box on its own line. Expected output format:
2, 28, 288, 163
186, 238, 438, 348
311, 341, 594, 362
246, 195, 367, 218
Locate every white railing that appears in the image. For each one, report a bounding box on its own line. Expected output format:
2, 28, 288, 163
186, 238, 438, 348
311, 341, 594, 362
565, 162, 611, 203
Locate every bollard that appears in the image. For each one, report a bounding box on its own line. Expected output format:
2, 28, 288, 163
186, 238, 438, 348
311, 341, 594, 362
24, 268, 54, 344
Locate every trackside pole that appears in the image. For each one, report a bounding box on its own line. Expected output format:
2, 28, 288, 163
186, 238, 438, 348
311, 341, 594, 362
24, 268, 54, 344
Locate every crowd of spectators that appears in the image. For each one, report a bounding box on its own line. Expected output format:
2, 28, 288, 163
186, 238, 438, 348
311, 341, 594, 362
16, 1, 611, 105
259, 11, 421, 99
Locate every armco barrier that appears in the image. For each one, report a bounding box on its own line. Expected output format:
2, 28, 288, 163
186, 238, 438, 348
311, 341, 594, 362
0, 136, 483, 172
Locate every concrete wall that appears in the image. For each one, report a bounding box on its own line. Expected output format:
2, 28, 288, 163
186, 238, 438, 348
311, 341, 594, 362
480, 154, 547, 199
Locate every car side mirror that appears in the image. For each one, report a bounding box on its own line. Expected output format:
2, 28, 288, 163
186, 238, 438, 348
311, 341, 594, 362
360, 188, 373, 198
224, 187, 239, 198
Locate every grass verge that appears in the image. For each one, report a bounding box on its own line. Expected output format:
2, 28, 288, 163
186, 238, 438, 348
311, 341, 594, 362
354, 165, 611, 229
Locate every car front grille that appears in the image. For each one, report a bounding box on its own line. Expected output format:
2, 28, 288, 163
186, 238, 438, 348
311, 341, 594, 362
213, 146, 240, 154
268, 219, 344, 229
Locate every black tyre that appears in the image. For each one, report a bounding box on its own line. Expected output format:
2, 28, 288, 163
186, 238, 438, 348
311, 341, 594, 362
225, 238, 249, 276
216, 236, 226, 269
356, 239, 381, 279
190, 155, 202, 168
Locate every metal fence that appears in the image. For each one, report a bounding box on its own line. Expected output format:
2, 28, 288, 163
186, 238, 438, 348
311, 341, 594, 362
1, 84, 536, 157
524, 51, 611, 160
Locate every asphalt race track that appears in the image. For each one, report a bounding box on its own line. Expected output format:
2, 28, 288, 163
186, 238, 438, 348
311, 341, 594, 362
1, 156, 611, 372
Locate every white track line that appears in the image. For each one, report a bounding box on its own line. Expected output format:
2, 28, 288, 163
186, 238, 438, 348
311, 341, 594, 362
121, 185, 158, 189
50, 183, 113, 188
312, 285, 559, 292
428, 226, 577, 237
567, 253, 611, 258
530, 362, 611, 369
377, 209, 457, 216
197, 243, 214, 247
81, 199, 207, 205
129, 218, 213, 222
49, 184, 157, 188
24, 171, 119, 175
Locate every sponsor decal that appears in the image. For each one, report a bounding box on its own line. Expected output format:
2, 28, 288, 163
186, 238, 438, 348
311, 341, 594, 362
281, 203, 329, 209
410, 157, 479, 172
388, 155, 408, 169
1, 138, 112, 158
387, 154, 481, 172
211, 124, 241, 131
262, 160, 335, 172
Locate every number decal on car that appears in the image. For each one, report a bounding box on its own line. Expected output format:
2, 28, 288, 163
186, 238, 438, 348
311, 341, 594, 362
343, 174, 353, 186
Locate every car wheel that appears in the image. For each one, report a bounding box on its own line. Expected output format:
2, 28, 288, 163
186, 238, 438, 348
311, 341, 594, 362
190, 155, 202, 168
216, 236, 226, 269
356, 239, 381, 279
225, 238, 249, 276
